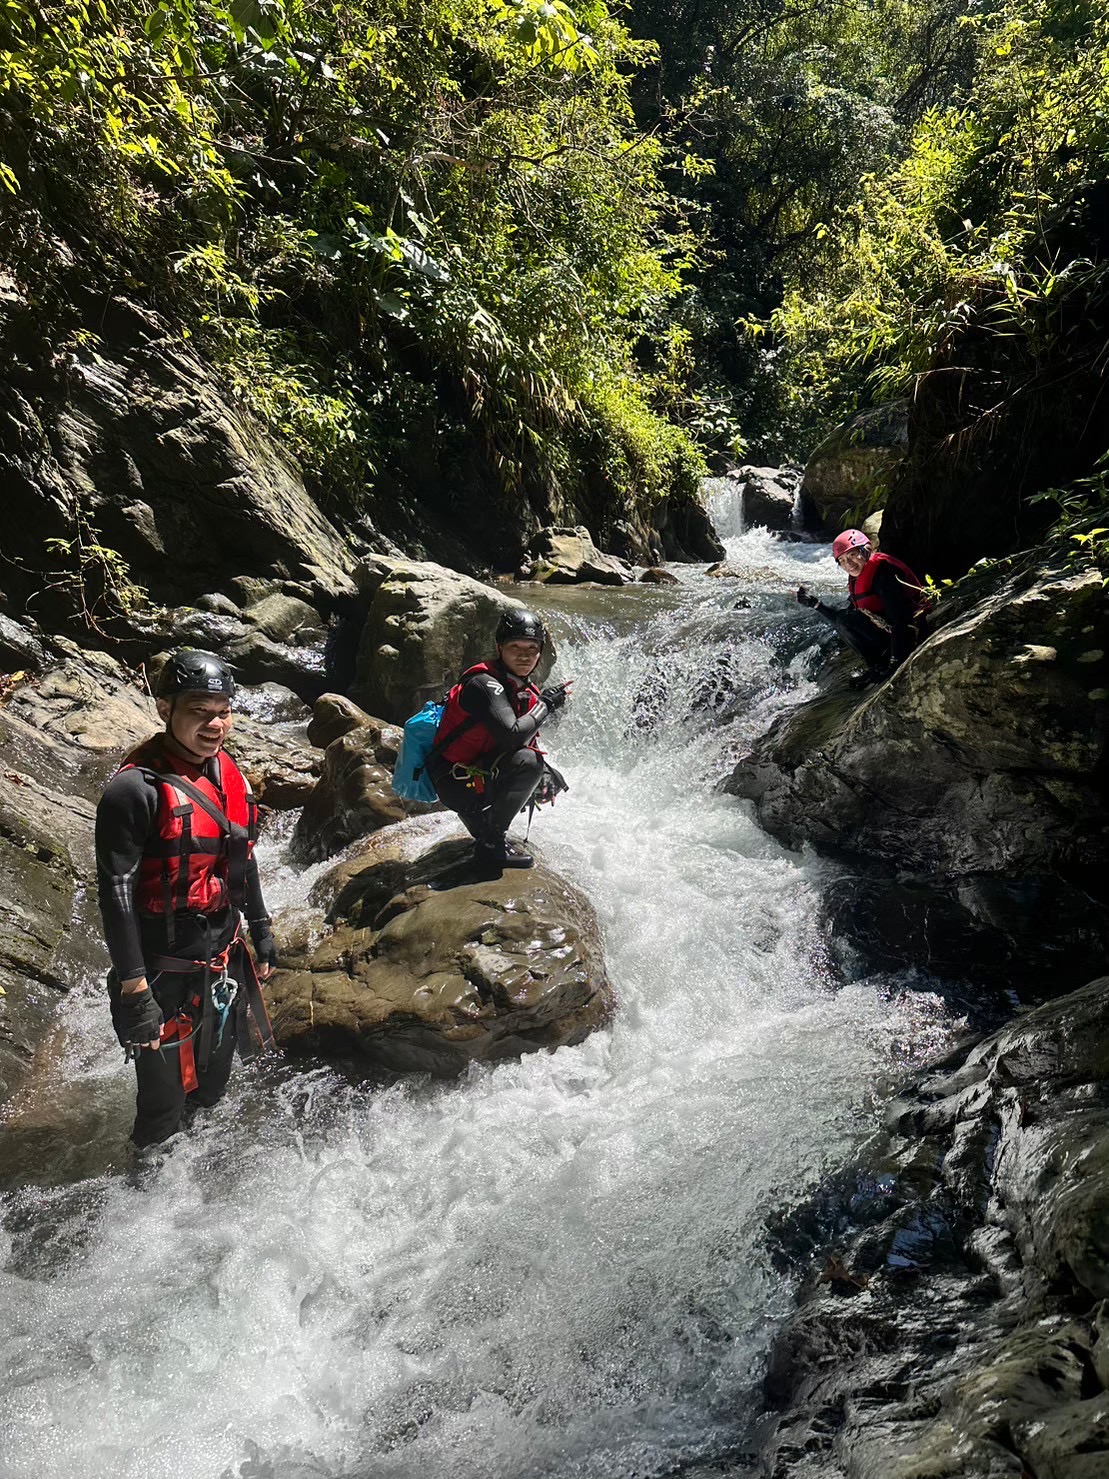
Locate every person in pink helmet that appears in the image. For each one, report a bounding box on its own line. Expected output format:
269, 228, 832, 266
796, 529, 931, 688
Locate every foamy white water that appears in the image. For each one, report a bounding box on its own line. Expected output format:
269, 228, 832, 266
0, 523, 955, 1479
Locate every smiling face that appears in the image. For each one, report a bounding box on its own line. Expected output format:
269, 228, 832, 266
497, 639, 543, 679
157, 692, 234, 762
837, 545, 871, 577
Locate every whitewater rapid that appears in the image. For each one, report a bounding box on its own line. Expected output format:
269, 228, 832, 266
0, 521, 956, 1479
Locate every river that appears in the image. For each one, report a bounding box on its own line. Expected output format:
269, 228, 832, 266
0, 501, 958, 1479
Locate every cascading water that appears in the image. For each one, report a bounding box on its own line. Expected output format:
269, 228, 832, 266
0, 519, 957, 1479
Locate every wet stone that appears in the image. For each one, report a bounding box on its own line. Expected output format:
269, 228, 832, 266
267, 836, 615, 1077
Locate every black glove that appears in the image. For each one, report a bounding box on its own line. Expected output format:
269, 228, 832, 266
535, 761, 570, 806
112, 988, 163, 1049
796, 586, 819, 609
541, 681, 570, 711
250, 919, 277, 973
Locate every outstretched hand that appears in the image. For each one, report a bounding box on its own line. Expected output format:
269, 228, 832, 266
796, 586, 819, 609
541, 679, 573, 710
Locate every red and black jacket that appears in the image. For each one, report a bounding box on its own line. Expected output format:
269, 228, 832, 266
435, 662, 544, 769
118, 739, 260, 922
849, 552, 931, 618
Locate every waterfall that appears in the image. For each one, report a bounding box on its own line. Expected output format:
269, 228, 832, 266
0, 529, 957, 1479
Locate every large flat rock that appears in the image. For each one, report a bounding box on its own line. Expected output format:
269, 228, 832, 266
268, 837, 614, 1076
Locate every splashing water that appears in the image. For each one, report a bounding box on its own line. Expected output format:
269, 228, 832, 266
0, 528, 956, 1479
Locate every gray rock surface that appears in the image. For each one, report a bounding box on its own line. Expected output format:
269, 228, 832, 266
0, 646, 152, 1107
0, 295, 357, 627
757, 975, 1109, 1479
350, 559, 540, 722
306, 692, 378, 750
526, 526, 633, 585
725, 556, 1109, 986
268, 835, 615, 1076
291, 723, 407, 861
730, 465, 800, 531
800, 402, 908, 537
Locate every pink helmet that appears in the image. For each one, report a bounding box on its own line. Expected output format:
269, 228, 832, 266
832, 529, 871, 560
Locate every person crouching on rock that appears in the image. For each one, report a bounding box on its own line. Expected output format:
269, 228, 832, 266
94, 648, 277, 1148
797, 529, 931, 689
428, 610, 571, 879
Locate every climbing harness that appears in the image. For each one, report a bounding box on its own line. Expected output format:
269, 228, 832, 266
143, 926, 274, 1088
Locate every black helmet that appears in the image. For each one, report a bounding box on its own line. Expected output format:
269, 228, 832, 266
156, 648, 236, 700
494, 609, 547, 648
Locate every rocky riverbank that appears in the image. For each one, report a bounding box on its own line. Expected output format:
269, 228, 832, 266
725, 548, 1109, 991
754, 971, 1109, 1479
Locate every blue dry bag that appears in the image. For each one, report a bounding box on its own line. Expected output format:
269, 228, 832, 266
391, 701, 445, 803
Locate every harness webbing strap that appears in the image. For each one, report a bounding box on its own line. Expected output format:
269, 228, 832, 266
173, 802, 193, 915
160, 1010, 199, 1093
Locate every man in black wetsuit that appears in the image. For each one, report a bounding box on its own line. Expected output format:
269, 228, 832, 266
428, 610, 571, 878
95, 649, 277, 1147
797, 529, 929, 688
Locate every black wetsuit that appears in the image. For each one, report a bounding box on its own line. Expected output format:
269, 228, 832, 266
815, 561, 923, 669
428, 666, 551, 843
96, 751, 271, 1146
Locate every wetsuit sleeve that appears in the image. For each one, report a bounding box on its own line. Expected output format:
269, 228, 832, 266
813, 599, 844, 624
872, 563, 920, 663
459, 674, 550, 749
95, 770, 158, 981
244, 856, 271, 941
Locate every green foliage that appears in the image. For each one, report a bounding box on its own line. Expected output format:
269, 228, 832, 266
1031, 474, 1109, 583
0, 0, 703, 542
623, 0, 982, 457
767, 0, 1109, 447
37, 510, 151, 635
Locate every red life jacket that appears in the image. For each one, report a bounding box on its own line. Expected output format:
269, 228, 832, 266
435, 662, 542, 768
849, 551, 932, 617
118, 739, 259, 922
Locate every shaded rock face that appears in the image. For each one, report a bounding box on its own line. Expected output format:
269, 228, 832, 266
725, 558, 1109, 988
525, 525, 633, 585
800, 403, 908, 538
729, 465, 800, 531
0, 638, 153, 1105
655, 485, 726, 562
0, 295, 357, 629
758, 974, 1109, 1479
292, 722, 406, 862
350, 559, 542, 722
225, 718, 321, 811
267, 836, 614, 1076
133, 597, 329, 702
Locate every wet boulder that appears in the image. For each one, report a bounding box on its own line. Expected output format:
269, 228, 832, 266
760, 974, 1109, 1479
225, 713, 321, 811
525, 526, 633, 586
350, 559, 540, 723
0, 646, 153, 1106
307, 692, 379, 750
800, 401, 908, 537
267, 836, 614, 1076
731, 465, 799, 531
726, 555, 1109, 988
239, 591, 323, 645
138, 605, 327, 701
653, 484, 726, 562
639, 567, 679, 585
291, 723, 406, 862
